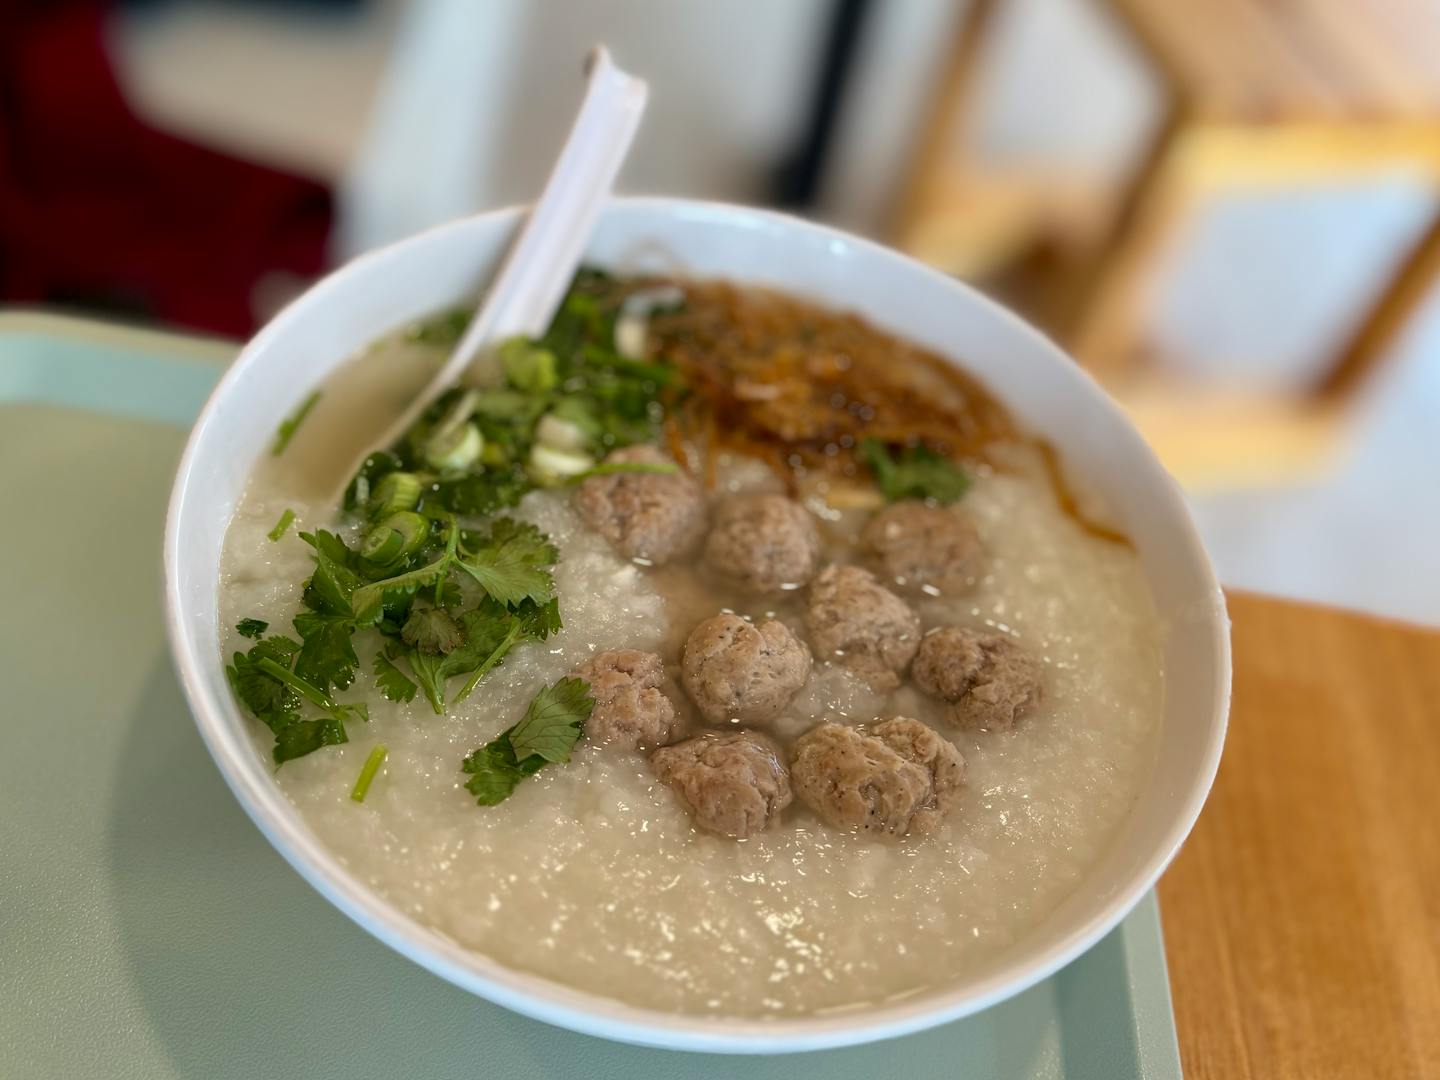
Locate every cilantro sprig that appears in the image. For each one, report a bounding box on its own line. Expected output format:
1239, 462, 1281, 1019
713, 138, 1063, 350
235, 271, 676, 775
286, 513, 560, 718
860, 439, 971, 505
454, 517, 559, 607
461, 677, 594, 805
226, 634, 368, 764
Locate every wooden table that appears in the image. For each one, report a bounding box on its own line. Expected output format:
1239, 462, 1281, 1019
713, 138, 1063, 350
1159, 592, 1440, 1079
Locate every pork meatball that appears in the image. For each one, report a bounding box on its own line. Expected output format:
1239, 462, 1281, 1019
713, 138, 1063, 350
861, 500, 982, 594
574, 445, 705, 564
651, 731, 793, 838
804, 564, 921, 689
681, 613, 811, 724
573, 649, 678, 750
703, 492, 820, 593
790, 718, 965, 837
912, 626, 1043, 731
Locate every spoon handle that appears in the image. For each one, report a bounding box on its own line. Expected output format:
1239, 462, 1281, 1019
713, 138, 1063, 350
345, 46, 648, 499
448, 46, 648, 369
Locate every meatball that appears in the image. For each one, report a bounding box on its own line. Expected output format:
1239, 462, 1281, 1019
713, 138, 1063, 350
681, 613, 811, 724
912, 626, 1043, 731
861, 500, 982, 594
574, 445, 705, 564
790, 718, 965, 837
573, 649, 678, 749
703, 492, 821, 593
651, 731, 793, 838
804, 564, 921, 689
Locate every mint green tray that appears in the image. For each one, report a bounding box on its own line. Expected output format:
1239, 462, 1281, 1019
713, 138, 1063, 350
0, 313, 1184, 1079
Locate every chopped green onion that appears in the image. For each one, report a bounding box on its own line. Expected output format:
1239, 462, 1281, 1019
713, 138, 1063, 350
536, 413, 589, 453
267, 508, 296, 542
423, 422, 483, 471
350, 744, 389, 802
367, 472, 422, 519
272, 390, 321, 456
360, 510, 429, 567
570, 460, 679, 482
529, 444, 594, 486
500, 338, 559, 393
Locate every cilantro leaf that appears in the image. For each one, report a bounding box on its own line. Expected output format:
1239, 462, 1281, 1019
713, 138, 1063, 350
227, 637, 365, 765
406, 651, 449, 714
400, 598, 559, 714
456, 517, 557, 607
433, 468, 532, 518
373, 654, 418, 703
461, 731, 544, 806
860, 439, 971, 505
273, 716, 348, 763
299, 530, 360, 616
227, 649, 298, 719
408, 602, 515, 713
460, 677, 592, 806
508, 676, 594, 763
236, 618, 269, 640
450, 597, 561, 707
293, 611, 360, 692
401, 607, 465, 655
513, 595, 563, 639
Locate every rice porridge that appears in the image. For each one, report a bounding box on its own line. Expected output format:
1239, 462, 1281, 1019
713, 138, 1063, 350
217, 274, 1164, 1016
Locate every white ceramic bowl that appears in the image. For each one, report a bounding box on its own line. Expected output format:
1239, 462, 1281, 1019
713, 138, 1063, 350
165, 197, 1230, 1054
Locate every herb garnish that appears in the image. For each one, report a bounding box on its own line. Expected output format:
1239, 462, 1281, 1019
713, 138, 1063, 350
372, 654, 418, 703
226, 634, 368, 764
286, 513, 561, 717
236, 272, 678, 776
570, 460, 679, 482
272, 390, 321, 456
236, 618, 269, 639
860, 438, 971, 505
454, 517, 559, 607
350, 744, 389, 802
356, 274, 686, 523
461, 677, 594, 805
268, 508, 296, 541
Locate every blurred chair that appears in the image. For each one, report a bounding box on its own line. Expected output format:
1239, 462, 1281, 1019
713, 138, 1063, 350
898, 0, 1440, 486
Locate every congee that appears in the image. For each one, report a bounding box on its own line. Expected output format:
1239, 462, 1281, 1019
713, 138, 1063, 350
219, 271, 1163, 1016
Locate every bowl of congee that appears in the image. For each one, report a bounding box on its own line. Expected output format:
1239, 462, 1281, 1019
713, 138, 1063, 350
164, 198, 1230, 1053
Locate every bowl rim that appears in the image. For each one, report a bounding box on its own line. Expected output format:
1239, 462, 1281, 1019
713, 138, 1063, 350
164, 195, 1231, 1054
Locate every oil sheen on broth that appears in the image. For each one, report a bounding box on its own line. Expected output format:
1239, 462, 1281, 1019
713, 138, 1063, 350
218, 282, 1164, 1017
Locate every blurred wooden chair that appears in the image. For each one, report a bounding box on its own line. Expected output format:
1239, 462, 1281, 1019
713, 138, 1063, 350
897, 0, 1440, 486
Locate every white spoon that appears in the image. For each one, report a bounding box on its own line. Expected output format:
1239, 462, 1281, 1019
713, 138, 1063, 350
336, 45, 648, 504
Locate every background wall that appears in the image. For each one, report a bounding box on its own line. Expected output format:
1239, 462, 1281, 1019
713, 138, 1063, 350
90, 0, 1440, 626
